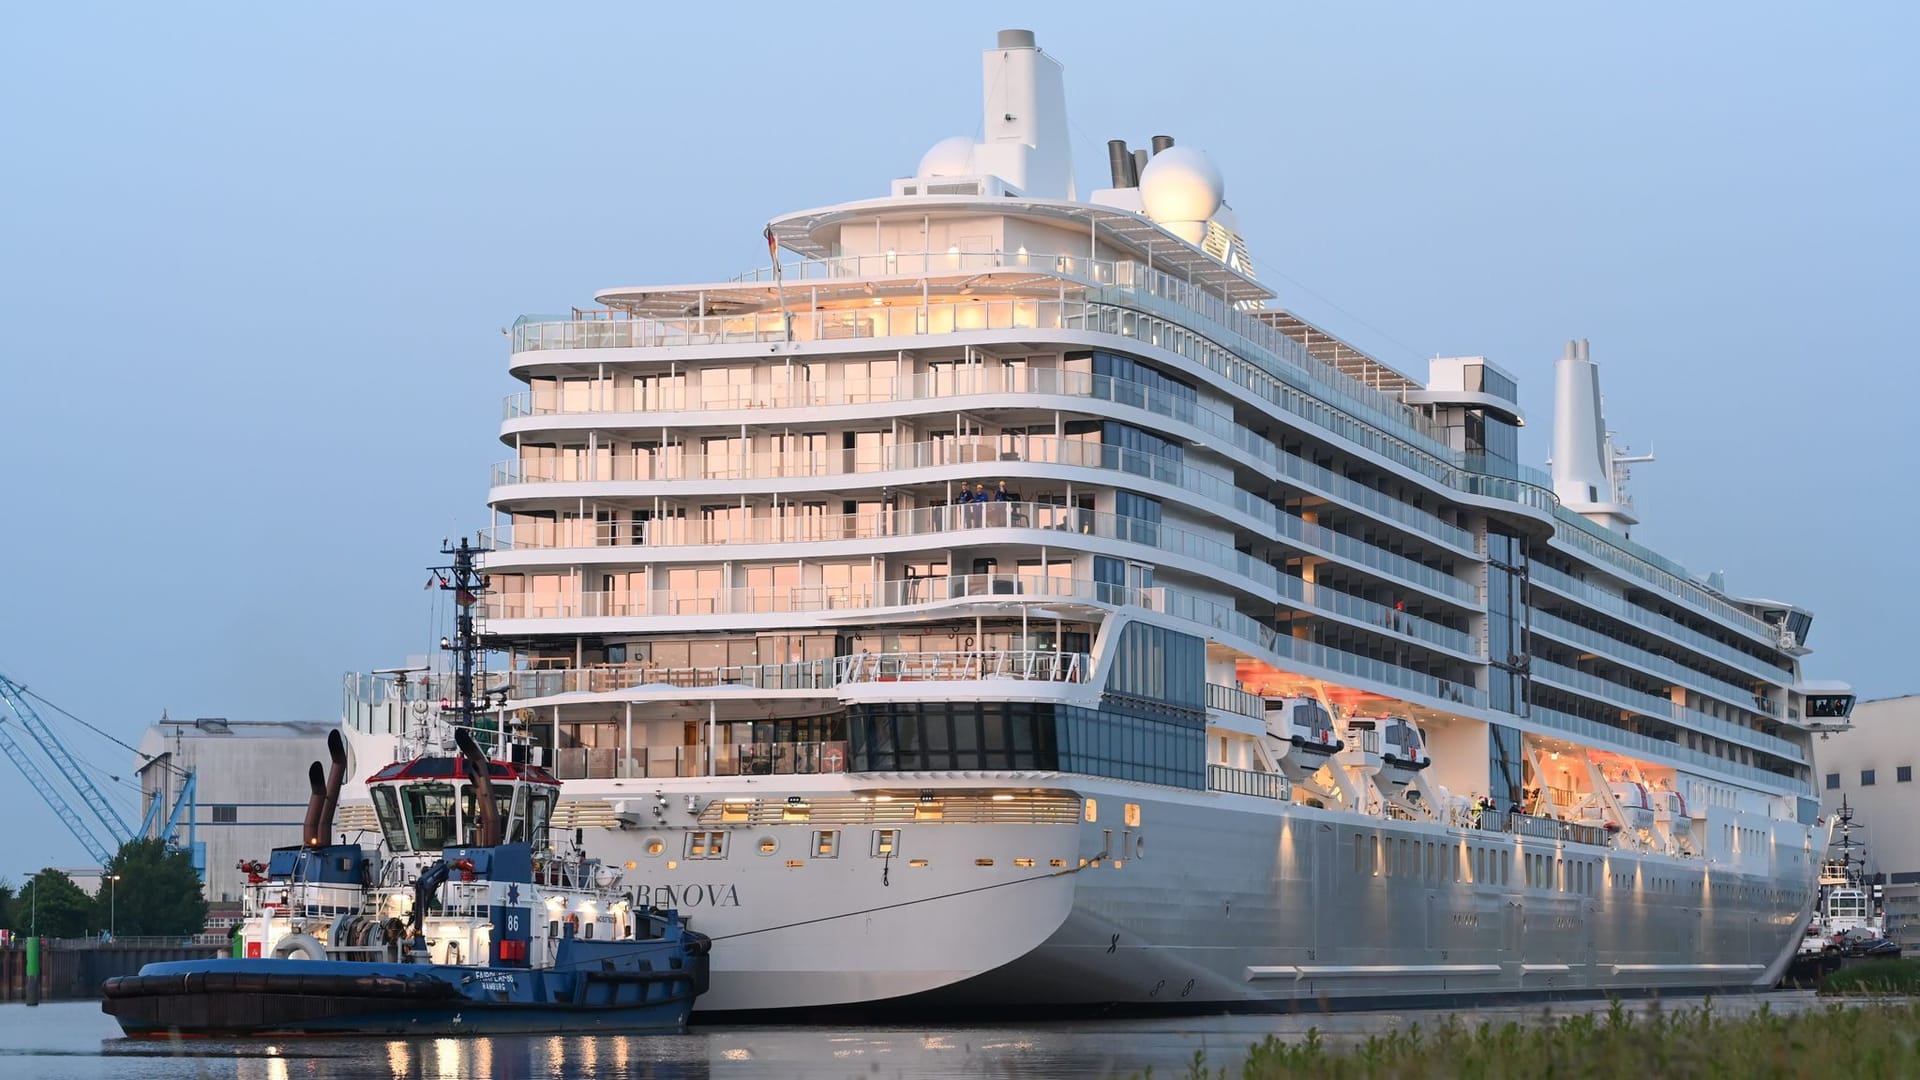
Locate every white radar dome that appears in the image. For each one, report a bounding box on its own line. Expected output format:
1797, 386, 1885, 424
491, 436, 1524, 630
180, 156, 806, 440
917, 136, 978, 179
1139, 146, 1225, 227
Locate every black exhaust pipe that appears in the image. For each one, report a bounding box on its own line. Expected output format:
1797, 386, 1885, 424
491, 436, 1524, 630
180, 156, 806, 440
1106, 140, 1138, 187
303, 762, 326, 847
454, 727, 500, 848
1151, 134, 1174, 154
314, 729, 349, 845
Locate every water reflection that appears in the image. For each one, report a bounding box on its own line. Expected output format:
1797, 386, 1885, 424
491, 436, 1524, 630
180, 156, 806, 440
0, 994, 1843, 1080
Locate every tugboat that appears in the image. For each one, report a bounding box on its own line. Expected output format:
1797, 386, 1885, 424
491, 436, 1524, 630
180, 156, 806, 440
102, 541, 710, 1036
1782, 797, 1900, 988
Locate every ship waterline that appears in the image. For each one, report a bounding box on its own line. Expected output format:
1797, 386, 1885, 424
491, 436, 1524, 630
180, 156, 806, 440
340, 28, 1850, 1013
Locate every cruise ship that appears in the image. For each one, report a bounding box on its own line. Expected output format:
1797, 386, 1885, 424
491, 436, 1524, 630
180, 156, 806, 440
341, 30, 1856, 1014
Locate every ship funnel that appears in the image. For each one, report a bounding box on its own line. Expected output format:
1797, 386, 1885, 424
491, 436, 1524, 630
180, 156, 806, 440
313, 729, 349, 845
970, 29, 1074, 198
1551, 338, 1646, 533
1106, 140, 1138, 187
454, 726, 501, 848
1151, 134, 1175, 154
1133, 148, 1150, 178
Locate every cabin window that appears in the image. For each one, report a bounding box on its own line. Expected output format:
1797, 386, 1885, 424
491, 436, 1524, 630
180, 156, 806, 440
526, 789, 554, 850
871, 829, 899, 857
505, 784, 530, 843
459, 783, 515, 846
371, 786, 410, 853
400, 782, 456, 851
814, 831, 838, 858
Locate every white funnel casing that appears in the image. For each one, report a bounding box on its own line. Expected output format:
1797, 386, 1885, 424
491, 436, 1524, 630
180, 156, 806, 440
970, 29, 1075, 200
1551, 339, 1640, 532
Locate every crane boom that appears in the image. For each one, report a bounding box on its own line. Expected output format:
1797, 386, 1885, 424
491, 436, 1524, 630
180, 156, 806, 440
0, 674, 133, 864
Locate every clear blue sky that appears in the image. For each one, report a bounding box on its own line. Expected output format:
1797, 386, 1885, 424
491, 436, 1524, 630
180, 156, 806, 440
1, 3, 1914, 880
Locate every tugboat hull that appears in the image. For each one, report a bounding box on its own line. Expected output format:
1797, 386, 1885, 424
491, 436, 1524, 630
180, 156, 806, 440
103, 956, 701, 1037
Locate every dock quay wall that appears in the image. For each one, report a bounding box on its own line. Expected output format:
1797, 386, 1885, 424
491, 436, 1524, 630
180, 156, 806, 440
1, 939, 226, 1002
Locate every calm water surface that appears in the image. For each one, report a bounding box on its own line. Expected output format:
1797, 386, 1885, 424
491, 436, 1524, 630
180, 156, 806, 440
0, 993, 1836, 1079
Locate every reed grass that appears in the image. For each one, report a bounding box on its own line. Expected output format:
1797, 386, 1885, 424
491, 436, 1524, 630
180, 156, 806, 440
1821, 958, 1920, 996
1150, 1000, 1920, 1079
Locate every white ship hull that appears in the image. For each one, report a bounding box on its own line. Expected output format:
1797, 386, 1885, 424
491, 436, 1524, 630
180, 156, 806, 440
543, 774, 1813, 1014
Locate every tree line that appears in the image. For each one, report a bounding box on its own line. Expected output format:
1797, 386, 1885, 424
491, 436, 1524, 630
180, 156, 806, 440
0, 839, 207, 939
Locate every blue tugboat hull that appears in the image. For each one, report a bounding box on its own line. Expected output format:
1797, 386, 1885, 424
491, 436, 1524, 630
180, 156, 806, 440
103, 952, 701, 1037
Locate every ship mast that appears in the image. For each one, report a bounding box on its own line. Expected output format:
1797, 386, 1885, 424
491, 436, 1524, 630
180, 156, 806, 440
430, 538, 496, 739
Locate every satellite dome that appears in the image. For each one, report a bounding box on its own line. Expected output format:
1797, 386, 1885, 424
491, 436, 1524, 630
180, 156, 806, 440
1139, 146, 1225, 226
916, 136, 977, 179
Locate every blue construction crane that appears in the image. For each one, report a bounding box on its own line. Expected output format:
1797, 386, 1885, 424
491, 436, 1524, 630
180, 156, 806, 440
0, 672, 196, 867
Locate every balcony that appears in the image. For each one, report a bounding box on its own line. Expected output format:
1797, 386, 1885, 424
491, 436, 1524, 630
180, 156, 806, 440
490, 435, 1478, 607
1206, 682, 1266, 719
482, 504, 1474, 655
550, 740, 853, 781
1526, 705, 1803, 792
509, 296, 1562, 534
1530, 563, 1787, 686
483, 571, 1164, 622
836, 649, 1086, 684
503, 366, 1476, 553
1208, 763, 1289, 800
1530, 609, 1777, 717
1529, 661, 1804, 763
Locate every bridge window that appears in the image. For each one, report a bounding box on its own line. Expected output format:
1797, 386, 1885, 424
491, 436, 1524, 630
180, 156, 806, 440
400, 782, 456, 851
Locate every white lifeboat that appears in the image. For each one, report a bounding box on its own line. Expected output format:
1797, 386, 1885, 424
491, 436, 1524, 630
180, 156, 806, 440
1340, 716, 1430, 784
1263, 697, 1341, 761
1378, 717, 1430, 772
1610, 781, 1656, 831
1654, 790, 1692, 837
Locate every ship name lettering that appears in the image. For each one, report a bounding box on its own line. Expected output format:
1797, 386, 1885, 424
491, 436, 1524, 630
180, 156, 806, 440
634, 883, 740, 909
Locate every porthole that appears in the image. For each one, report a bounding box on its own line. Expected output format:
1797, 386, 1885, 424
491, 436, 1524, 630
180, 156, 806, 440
1134, 835, 1147, 859
757, 836, 779, 856
643, 838, 665, 858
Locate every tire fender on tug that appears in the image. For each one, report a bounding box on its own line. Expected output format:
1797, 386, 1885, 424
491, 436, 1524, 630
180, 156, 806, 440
272, 933, 327, 961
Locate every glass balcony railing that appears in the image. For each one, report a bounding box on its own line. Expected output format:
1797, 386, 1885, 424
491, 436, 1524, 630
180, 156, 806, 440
1550, 515, 1775, 642
1530, 564, 1789, 684
482, 571, 1166, 622
1526, 706, 1803, 792
835, 649, 1086, 684
1207, 763, 1289, 800
1529, 661, 1803, 763
492, 435, 1478, 607
514, 252, 1745, 632
1206, 682, 1266, 719
504, 367, 1477, 553
482, 503, 1476, 656
508, 298, 1560, 531
1529, 610, 1778, 717
1159, 589, 1485, 710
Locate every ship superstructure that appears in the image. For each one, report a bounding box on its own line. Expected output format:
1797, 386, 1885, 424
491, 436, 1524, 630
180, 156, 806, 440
342, 30, 1855, 1013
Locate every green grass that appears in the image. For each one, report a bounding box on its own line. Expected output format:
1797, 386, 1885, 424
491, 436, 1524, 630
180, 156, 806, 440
1821, 959, 1920, 996
1148, 1000, 1920, 1079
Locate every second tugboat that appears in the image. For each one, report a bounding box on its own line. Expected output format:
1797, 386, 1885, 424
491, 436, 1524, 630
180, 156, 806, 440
103, 542, 710, 1036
